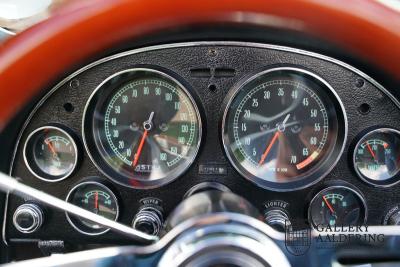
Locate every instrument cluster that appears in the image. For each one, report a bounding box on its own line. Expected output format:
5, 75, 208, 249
5, 42, 400, 246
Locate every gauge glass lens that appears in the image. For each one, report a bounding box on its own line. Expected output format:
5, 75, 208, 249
24, 126, 78, 181
222, 68, 346, 190
66, 182, 118, 235
83, 69, 201, 188
308, 186, 366, 227
353, 128, 400, 186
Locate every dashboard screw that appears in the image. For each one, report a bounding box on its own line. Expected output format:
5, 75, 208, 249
69, 79, 80, 89
355, 78, 364, 88
208, 48, 217, 56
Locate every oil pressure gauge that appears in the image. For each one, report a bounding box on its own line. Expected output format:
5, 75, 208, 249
353, 128, 400, 186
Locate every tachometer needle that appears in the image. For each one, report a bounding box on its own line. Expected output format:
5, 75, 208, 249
258, 131, 281, 165
132, 112, 154, 168
323, 195, 335, 214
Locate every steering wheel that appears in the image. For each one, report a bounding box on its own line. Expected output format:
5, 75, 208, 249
1, 0, 400, 266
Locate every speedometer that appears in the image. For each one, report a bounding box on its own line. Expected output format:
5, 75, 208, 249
222, 68, 347, 191
83, 68, 202, 189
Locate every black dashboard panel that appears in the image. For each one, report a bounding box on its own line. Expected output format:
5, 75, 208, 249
4, 42, 400, 248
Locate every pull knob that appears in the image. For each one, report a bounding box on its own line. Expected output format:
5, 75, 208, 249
386, 210, 400, 225
132, 206, 163, 236
13, 203, 44, 233
264, 209, 291, 232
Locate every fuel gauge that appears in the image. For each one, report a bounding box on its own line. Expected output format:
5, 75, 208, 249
24, 126, 79, 182
353, 128, 400, 186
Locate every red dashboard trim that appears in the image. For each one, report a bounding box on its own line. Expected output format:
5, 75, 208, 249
0, 0, 399, 128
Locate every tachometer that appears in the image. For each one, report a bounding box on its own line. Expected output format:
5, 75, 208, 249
222, 68, 347, 191
83, 68, 202, 188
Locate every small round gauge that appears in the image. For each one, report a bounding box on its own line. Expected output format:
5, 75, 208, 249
24, 126, 78, 182
66, 181, 119, 235
222, 67, 347, 191
353, 128, 400, 186
83, 68, 202, 189
308, 186, 367, 228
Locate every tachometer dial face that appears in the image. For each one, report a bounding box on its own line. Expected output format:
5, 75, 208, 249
308, 186, 367, 228
83, 68, 202, 189
66, 181, 119, 235
24, 126, 78, 182
353, 128, 400, 186
222, 68, 347, 191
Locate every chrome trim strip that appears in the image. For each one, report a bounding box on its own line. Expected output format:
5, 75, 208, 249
3, 41, 400, 246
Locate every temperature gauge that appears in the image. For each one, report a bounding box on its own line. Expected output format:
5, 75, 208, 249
308, 186, 367, 228
24, 126, 79, 182
353, 128, 400, 186
66, 181, 119, 235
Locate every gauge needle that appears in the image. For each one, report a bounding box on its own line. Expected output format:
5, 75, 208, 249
258, 114, 290, 165
259, 131, 280, 165
95, 191, 99, 210
46, 141, 58, 159
366, 143, 377, 160
322, 195, 335, 215
132, 112, 154, 168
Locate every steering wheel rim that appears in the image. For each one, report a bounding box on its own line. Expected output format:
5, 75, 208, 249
0, 0, 399, 129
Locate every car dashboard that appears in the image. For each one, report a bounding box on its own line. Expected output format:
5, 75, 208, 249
2, 41, 400, 262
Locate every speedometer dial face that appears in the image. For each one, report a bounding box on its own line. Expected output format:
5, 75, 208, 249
83, 69, 202, 188
222, 68, 347, 191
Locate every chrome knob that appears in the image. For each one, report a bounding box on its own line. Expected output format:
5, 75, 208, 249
13, 203, 44, 234
132, 206, 163, 236
264, 209, 291, 232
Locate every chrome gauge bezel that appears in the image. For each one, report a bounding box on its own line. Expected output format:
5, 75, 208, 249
82, 68, 203, 189
65, 181, 120, 236
23, 125, 79, 182
307, 185, 368, 229
221, 67, 348, 191
353, 128, 400, 187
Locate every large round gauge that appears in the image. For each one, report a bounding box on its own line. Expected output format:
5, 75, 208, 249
353, 128, 400, 186
83, 68, 202, 189
308, 186, 367, 228
222, 68, 347, 191
24, 126, 79, 182
66, 181, 119, 235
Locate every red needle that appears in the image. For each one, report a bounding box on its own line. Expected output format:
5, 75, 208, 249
46, 141, 57, 157
132, 129, 148, 167
322, 195, 335, 214
258, 131, 281, 165
366, 143, 377, 160
94, 191, 99, 210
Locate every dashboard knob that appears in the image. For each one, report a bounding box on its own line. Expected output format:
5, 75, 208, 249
13, 203, 44, 234
264, 209, 291, 232
132, 206, 163, 236
384, 207, 400, 226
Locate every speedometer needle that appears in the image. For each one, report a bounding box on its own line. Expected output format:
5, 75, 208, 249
132, 112, 154, 168
366, 143, 377, 160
